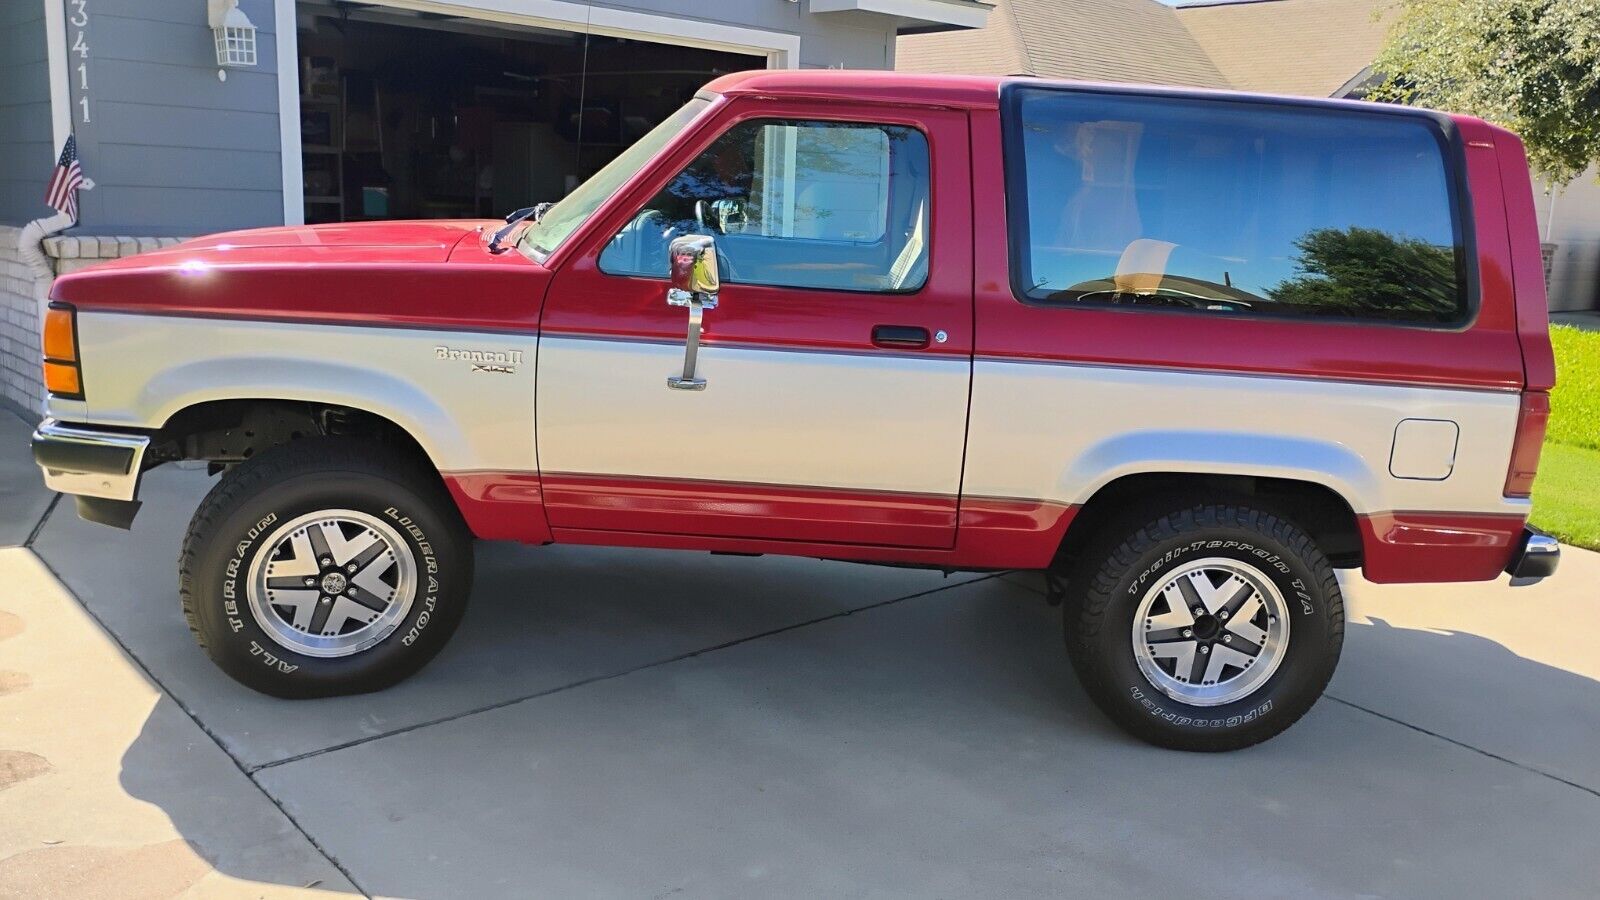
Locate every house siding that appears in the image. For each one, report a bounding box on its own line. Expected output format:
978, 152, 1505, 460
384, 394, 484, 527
44, 0, 900, 237
1536, 168, 1600, 313
62, 0, 284, 236
590, 0, 896, 69
0, 4, 54, 226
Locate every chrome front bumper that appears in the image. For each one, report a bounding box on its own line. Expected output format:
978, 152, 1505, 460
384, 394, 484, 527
31, 418, 150, 502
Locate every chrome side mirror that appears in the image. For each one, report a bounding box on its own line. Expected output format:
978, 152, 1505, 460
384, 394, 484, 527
664, 235, 719, 391
668, 234, 719, 304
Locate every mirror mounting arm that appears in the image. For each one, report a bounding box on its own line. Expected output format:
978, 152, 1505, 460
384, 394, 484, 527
666, 291, 711, 391
665, 235, 721, 391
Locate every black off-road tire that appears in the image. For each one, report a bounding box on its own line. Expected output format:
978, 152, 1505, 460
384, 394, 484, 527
179, 438, 473, 698
1063, 504, 1343, 751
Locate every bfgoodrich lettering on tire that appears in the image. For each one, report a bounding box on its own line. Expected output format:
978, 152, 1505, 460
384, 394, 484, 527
1063, 504, 1344, 751
180, 438, 472, 698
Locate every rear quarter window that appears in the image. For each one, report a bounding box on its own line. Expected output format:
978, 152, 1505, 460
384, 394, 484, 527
1003, 87, 1471, 325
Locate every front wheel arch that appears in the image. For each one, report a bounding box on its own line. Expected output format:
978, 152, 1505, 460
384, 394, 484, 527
155, 398, 438, 474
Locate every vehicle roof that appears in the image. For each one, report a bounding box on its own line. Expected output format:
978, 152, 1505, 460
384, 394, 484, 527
704, 70, 1005, 109
701, 69, 1479, 126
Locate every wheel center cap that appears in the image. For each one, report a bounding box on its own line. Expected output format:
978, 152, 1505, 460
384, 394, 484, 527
1192, 614, 1221, 641
320, 572, 348, 595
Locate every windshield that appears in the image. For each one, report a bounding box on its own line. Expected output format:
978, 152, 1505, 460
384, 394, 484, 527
518, 96, 713, 262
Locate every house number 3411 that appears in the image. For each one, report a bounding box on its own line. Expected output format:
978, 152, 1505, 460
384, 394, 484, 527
70, 0, 91, 123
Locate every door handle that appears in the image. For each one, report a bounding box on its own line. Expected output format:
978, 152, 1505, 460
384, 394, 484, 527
872, 325, 930, 349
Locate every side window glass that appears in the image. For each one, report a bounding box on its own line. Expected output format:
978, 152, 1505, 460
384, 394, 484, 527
1006, 89, 1467, 324
600, 119, 931, 293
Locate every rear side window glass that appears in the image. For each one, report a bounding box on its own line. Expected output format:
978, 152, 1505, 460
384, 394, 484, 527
600, 119, 931, 293
1004, 88, 1468, 324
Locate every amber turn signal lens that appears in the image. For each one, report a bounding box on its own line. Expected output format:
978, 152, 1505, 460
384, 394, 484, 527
43, 360, 82, 397
43, 305, 77, 363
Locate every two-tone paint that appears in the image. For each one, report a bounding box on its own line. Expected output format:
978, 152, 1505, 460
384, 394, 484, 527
43, 71, 1555, 584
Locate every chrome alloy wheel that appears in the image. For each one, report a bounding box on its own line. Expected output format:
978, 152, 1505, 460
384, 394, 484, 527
246, 510, 417, 658
1131, 557, 1290, 707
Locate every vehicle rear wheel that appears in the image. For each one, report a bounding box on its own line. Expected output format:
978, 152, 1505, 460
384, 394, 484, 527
1062, 503, 1343, 751
179, 438, 472, 698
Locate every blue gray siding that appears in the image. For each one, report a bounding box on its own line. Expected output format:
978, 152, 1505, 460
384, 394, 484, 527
590, 0, 898, 69
0, 4, 54, 226
22, 0, 906, 236
68, 0, 283, 235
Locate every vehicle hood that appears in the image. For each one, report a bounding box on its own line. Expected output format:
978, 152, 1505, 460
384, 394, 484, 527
78, 221, 487, 271
49, 219, 548, 332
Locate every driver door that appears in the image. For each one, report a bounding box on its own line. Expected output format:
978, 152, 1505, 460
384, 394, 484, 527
535, 100, 972, 549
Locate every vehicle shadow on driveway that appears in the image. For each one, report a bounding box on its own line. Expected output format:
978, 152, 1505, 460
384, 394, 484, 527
111, 553, 1600, 898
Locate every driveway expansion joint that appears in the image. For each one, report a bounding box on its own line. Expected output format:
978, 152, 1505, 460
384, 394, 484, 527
21, 493, 61, 549
248, 571, 1007, 774
1326, 694, 1600, 801
25, 544, 376, 899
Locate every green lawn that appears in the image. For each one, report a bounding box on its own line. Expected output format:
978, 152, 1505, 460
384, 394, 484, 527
1547, 324, 1600, 451
1530, 324, 1600, 550
1531, 442, 1600, 551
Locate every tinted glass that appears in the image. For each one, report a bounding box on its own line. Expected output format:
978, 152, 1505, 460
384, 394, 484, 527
600, 120, 931, 293
1007, 89, 1466, 323
519, 97, 711, 261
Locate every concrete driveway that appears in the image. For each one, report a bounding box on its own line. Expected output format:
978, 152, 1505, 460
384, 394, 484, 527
3, 405, 1598, 898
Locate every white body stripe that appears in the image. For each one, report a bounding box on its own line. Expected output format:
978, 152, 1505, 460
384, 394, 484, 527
67, 313, 537, 473
536, 337, 970, 495
964, 359, 1526, 517
57, 313, 1527, 521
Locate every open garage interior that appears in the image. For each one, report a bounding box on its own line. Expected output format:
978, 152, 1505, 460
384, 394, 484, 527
294, 2, 764, 224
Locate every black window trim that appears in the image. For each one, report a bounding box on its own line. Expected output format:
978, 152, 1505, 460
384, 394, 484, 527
596, 116, 936, 298
997, 81, 1481, 332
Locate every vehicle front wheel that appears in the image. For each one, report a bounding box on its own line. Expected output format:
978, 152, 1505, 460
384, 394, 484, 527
179, 438, 472, 698
1062, 504, 1343, 751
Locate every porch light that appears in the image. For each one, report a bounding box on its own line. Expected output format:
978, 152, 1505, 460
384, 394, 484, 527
208, 0, 258, 69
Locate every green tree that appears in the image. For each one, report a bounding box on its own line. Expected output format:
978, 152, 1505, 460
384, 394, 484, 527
1371, 0, 1600, 184
1268, 227, 1460, 321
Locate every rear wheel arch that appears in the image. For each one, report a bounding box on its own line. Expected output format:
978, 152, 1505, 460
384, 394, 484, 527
1057, 472, 1363, 570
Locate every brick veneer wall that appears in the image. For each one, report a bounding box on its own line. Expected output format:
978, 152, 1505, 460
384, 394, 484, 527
0, 229, 185, 418
0, 226, 49, 416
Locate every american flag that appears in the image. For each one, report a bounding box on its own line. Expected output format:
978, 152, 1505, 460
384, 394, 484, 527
45, 135, 85, 222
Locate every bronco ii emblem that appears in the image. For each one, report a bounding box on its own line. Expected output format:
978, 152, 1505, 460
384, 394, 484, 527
435, 346, 524, 374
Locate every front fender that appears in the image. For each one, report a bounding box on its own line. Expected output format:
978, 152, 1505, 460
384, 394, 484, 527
72, 312, 537, 473
141, 356, 469, 470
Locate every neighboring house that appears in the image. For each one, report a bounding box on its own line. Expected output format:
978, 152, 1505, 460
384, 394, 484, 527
0, 0, 988, 413
899, 0, 1600, 316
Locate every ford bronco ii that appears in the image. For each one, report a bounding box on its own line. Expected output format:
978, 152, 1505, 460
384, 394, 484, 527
32, 72, 1559, 750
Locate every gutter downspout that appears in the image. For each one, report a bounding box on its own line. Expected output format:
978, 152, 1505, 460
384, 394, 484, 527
17, 211, 75, 280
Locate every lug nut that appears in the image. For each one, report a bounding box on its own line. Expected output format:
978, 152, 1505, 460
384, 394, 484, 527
1192, 607, 1205, 617
347, 563, 358, 573
347, 587, 356, 596
319, 596, 331, 605
1199, 645, 1210, 654
1222, 634, 1233, 643
1218, 609, 1230, 621
304, 577, 316, 586
320, 557, 332, 567
1181, 628, 1193, 638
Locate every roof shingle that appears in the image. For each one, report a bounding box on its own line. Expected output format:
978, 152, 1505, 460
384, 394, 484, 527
897, 0, 1229, 89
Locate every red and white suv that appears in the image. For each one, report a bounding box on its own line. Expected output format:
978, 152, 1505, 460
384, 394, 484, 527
32, 72, 1558, 750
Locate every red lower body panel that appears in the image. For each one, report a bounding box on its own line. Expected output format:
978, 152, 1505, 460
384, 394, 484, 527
1358, 511, 1526, 584
443, 471, 552, 544
541, 473, 958, 548
444, 472, 1520, 581
441, 471, 1075, 569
